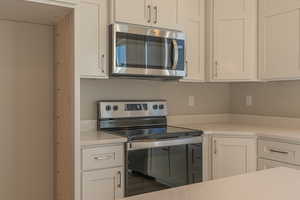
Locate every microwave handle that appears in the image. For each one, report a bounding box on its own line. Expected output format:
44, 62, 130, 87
172, 40, 179, 70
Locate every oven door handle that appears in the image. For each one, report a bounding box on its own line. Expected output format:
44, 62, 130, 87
171, 40, 179, 70
127, 137, 202, 151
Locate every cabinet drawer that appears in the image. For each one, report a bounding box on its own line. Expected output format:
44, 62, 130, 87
82, 145, 124, 171
258, 159, 300, 171
258, 140, 300, 165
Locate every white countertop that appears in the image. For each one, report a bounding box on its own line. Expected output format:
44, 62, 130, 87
172, 122, 300, 142
80, 130, 127, 146
121, 167, 300, 200
80, 122, 300, 146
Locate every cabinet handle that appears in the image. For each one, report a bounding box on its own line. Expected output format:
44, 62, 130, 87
147, 5, 152, 23
214, 139, 217, 155
172, 40, 179, 70
269, 149, 289, 155
100, 54, 105, 73
154, 6, 158, 24
93, 154, 113, 160
117, 171, 122, 188
214, 61, 218, 78
185, 60, 189, 77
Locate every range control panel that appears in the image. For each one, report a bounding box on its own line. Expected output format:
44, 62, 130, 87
98, 100, 168, 119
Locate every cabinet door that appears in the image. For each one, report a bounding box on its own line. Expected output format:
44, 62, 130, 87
113, 0, 152, 26
259, 0, 300, 80
258, 159, 300, 171
25, 0, 78, 7
151, 0, 179, 30
212, 137, 257, 179
211, 0, 257, 81
179, 0, 205, 82
77, 0, 108, 78
82, 167, 124, 200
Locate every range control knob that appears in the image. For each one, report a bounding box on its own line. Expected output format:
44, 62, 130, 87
153, 104, 158, 110
159, 104, 165, 110
113, 105, 119, 111
105, 105, 112, 111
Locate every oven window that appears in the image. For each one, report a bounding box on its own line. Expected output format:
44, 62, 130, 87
127, 144, 202, 197
127, 149, 170, 196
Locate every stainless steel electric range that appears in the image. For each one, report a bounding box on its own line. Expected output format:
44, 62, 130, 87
97, 100, 203, 197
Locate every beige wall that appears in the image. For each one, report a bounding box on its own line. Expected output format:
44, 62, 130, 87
80, 79, 231, 120
230, 81, 300, 118
81, 79, 300, 120
0, 20, 53, 200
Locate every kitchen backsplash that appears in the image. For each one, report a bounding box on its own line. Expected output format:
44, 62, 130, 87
81, 79, 300, 120
231, 80, 300, 118
80, 79, 231, 120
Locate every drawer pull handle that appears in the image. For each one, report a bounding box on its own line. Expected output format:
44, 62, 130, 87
269, 149, 289, 155
117, 171, 122, 188
93, 155, 113, 160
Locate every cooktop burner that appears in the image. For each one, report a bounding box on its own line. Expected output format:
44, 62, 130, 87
106, 126, 203, 141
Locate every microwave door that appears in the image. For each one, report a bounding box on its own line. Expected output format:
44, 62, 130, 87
147, 37, 172, 71
115, 32, 147, 69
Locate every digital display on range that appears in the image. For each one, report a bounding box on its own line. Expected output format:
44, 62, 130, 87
125, 104, 148, 111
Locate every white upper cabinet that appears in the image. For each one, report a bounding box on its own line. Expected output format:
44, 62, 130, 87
76, 0, 108, 79
259, 0, 300, 80
113, 0, 152, 26
112, 0, 179, 30
151, 0, 179, 29
208, 0, 258, 81
212, 137, 257, 179
179, 0, 205, 82
25, 0, 79, 7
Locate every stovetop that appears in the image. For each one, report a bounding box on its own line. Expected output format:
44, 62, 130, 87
106, 126, 203, 141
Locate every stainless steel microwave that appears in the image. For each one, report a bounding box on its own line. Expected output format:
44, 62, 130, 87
109, 23, 186, 79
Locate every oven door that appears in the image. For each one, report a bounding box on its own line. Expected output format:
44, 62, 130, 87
125, 139, 202, 197
110, 24, 186, 78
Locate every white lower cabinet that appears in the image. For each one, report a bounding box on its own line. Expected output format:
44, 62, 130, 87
258, 139, 300, 165
258, 138, 300, 171
258, 159, 300, 171
81, 144, 124, 200
83, 167, 124, 200
211, 136, 257, 179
